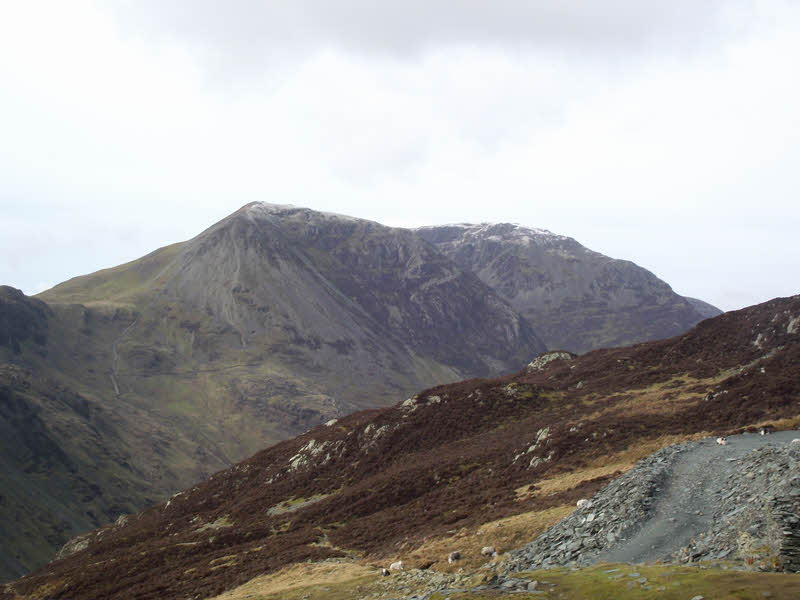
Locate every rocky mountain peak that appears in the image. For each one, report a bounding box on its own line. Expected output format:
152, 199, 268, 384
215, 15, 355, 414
418, 222, 721, 353
241, 201, 366, 225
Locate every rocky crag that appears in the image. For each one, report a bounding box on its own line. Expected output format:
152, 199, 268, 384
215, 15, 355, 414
418, 222, 720, 353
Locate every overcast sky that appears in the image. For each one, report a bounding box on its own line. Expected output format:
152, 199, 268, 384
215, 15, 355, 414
1, 1, 798, 312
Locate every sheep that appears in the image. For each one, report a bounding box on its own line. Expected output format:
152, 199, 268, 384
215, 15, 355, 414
381, 568, 390, 576
481, 546, 496, 557
576, 498, 589, 508
389, 560, 404, 571
448, 550, 461, 564
760, 427, 773, 435
716, 436, 728, 446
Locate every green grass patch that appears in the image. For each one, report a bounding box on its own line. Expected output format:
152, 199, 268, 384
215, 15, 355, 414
267, 493, 333, 516
435, 564, 800, 599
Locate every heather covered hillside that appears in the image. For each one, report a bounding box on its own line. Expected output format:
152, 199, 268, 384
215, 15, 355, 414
6, 295, 797, 600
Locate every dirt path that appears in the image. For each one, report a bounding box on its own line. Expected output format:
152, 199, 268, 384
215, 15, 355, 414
594, 430, 800, 564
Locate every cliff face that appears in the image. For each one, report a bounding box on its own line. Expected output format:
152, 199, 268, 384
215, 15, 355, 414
417, 223, 721, 353
158, 204, 545, 384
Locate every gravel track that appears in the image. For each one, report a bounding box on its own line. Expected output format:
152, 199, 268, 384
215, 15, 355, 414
595, 430, 800, 564
506, 430, 800, 572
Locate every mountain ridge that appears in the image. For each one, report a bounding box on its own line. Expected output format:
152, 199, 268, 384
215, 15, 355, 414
417, 221, 720, 353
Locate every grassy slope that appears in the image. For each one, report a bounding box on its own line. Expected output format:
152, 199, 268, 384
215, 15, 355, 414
37, 242, 184, 306
440, 566, 800, 600
206, 564, 800, 600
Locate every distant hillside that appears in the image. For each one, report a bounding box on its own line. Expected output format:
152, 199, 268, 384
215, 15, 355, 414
685, 296, 724, 319
0, 204, 544, 581
7, 295, 797, 600
417, 223, 721, 353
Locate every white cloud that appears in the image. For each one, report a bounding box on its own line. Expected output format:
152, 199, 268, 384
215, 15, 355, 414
0, 0, 798, 312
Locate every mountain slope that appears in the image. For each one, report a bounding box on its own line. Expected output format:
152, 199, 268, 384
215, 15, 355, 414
0, 287, 235, 582
40, 204, 544, 400
0, 204, 545, 581
6, 294, 797, 600
417, 223, 721, 353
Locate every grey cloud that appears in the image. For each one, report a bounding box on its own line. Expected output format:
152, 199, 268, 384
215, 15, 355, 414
108, 1, 750, 70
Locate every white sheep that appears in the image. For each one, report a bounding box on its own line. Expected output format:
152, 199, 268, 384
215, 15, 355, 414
576, 498, 589, 508
389, 560, 404, 571
716, 436, 728, 446
481, 546, 496, 557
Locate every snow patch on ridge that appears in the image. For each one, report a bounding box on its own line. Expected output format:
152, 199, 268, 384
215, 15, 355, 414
425, 222, 571, 244
246, 201, 362, 223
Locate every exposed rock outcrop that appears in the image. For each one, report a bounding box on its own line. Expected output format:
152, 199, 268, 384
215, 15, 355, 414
526, 350, 576, 372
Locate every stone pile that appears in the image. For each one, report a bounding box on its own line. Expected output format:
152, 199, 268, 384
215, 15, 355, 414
674, 443, 800, 571
504, 443, 696, 571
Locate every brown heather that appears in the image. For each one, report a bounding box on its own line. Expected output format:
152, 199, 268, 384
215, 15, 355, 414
3, 295, 798, 600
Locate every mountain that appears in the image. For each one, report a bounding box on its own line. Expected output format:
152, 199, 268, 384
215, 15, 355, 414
7, 295, 797, 600
417, 223, 722, 353
40, 205, 544, 388
685, 295, 724, 319
0, 204, 545, 581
